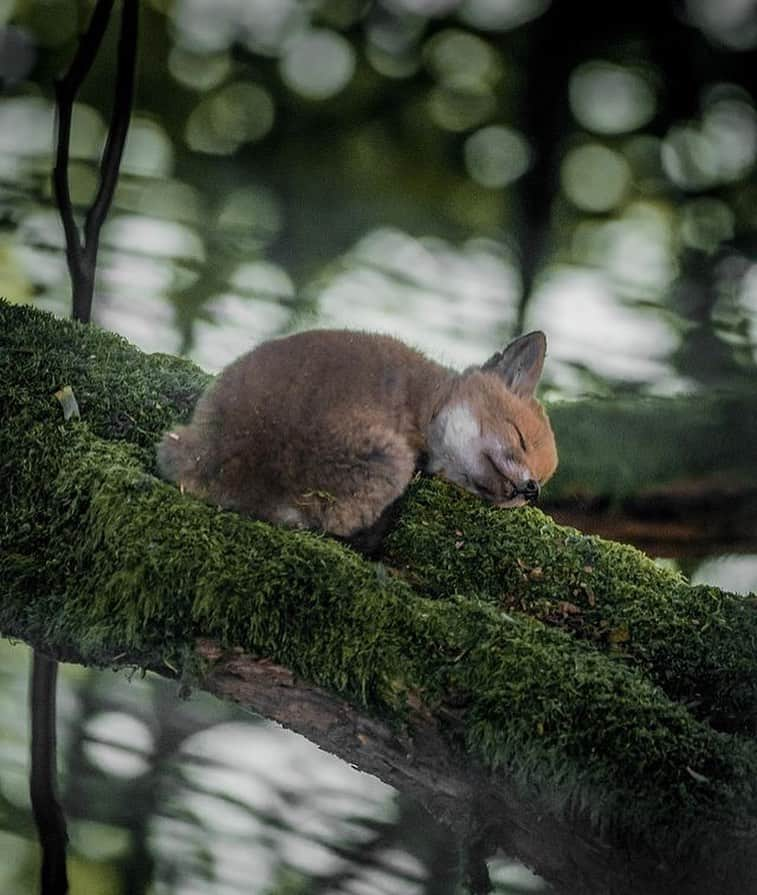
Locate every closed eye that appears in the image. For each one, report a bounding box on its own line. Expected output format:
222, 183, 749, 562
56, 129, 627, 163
483, 453, 510, 483
473, 478, 496, 498
509, 421, 527, 452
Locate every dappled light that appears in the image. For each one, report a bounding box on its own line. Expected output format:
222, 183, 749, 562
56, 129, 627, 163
679, 197, 735, 253
168, 45, 232, 92
458, 0, 551, 31
122, 117, 174, 177
739, 262, 757, 361
0, 95, 54, 157
574, 202, 678, 300
83, 712, 154, 779
528, 265, 682, 389
661, 90, 757, 191
686, 0, 757, 50
315, 228, 519, 366
2, 4, 751, 395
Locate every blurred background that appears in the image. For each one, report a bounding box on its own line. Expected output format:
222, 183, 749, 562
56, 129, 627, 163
1, 0, 756, 891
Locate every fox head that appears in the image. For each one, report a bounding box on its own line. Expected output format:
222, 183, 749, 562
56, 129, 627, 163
426, 331, 558, 507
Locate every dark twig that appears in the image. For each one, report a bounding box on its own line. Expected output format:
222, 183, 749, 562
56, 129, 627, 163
83, 0, 139, 278
29, 654, 68, 895
52, 0, 138, 325
52, 0, 115, 323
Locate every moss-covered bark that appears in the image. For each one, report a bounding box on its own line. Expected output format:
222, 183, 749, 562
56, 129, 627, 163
2, 300, 757, 857
385, 480, 757, 734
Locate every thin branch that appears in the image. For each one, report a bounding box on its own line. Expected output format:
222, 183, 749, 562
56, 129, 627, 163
52, 75, 84, 287
52, 0, 116, 322
29, 653, 69, 895
52, 0, 138, 325
84, 0, 139, 258
58, 0, 117, 96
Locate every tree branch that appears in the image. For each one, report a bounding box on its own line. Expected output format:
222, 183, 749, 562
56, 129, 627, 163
548, 480, 757, 556
3, 301, 757, 894
181, 642, 757, 895
542, 395, 757, 554
83, 0, 139, 259
29, 654, 68, 895
53, 0, 138, 325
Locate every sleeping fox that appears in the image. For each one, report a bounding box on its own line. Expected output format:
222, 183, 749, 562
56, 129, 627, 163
157, 330, 558, 546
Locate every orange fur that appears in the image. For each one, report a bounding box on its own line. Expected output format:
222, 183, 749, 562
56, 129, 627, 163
157, 330, 557, 542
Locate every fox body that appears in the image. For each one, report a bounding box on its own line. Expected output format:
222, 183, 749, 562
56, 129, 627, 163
157, 330, 558, 544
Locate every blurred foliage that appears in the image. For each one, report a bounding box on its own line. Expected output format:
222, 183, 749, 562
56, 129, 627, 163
0, 0, 755, 389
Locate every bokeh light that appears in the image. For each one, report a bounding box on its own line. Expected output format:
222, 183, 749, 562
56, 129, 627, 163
458, 0, 551, 30
661, 88, 757, 191
424, 29, 500, 86
427, 81, 496, 131
185, 81, 275, 153
365, 10, 424, 79
121, 117, 174, 177
168, 47, 231, 91
279, 29, 356, 100
686, 0, 757, 50
569, 61, 656, 135
83, 712, 153, 779
314, 227, 519, 368
679, 197, 735, 253
0, 95, 53, 156
528, 265, 682, 388
170, 0, 304, 54
464, 124, 531, 187
561, 143, 632, 212
216, 185, 283, 247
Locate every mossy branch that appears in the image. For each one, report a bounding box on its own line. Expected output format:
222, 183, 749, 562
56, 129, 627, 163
545, 391, 757, 554
3, 301, 757, 893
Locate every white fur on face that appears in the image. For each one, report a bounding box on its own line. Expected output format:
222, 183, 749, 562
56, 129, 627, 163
427, 401, 536, 501
427, 402, 483, 481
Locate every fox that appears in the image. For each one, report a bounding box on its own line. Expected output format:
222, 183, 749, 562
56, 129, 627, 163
156, 329, 558, 549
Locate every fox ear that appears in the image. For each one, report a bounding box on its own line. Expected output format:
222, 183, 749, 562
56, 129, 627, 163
481, 331, 546, 398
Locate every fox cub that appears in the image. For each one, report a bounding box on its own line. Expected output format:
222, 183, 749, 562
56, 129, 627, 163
157, 330, 557, 544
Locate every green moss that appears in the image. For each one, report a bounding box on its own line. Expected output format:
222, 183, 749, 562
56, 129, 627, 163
385, 477, 757, 733
4, 300, 757, 850
5, 425, 757, 843
0, 299, 209, 468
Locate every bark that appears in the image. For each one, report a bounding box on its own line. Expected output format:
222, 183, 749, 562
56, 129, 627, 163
193, 644, 757, 895
2, 300, 757, 894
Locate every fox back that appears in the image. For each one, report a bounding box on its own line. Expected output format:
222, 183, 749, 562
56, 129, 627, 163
157, 329, 557, 544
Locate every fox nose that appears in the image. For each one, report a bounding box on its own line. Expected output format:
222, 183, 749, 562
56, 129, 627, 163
521, 479, 540, 503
